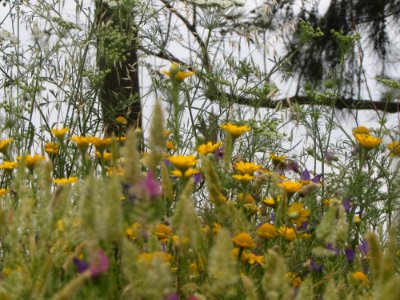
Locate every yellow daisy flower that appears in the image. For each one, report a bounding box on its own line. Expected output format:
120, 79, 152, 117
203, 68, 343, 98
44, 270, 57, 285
51, 128, 69, 140
0, 188, 8, 197
70, 136, 92, 151
167, 155, 197, 170
0, 138, 13, 153
155, 224, 172, 243
17, 154, 45, 170
220, 123, 250, 139
233, 161, 262, 175
270, 153, 286, 164
115, 116, 128, 125
352, 271, 369, 284
278, 180, 303, 193
352, 126, 370, 136
232, 173, 254, 182
44, 142, 60, 156
278, 226, 297, 241
53, 177, 79, 185
163, 63, 194, 82
257, 223, 278, 239
287, 202, 311, 226
388, 141, 400, 156
354, 134, 382, 150
233, 232, 254, 249
197, 141, 221, 155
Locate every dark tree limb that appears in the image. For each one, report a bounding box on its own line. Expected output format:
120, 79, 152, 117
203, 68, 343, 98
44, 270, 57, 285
95, 1, 141, 136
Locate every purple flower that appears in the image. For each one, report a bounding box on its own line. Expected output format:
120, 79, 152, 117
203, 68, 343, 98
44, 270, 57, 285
73, 258, 89, 273
299, 221, 309, 230
359, 239, 369, 256
310, 259, 323, 273
342, 198, 351, 213
164, 293, 179, 300
73, 249, 109, 278
140, 171, 162, 197
193, 172, 203, 184
300, 169, 322, 183
344, 248, 355, 263
326, 243, 340, 255
89, 249, 110, 278
164, 159, 172, 167
121, 183, 137, 203
285, 160, 300, 173
215, 146, 224, 159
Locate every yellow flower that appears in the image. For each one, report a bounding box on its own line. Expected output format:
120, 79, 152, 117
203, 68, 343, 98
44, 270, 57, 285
56, 219, 65, 232
166, 140, 177, 151
354, 215, 361, 223
115, 116, 128, 125
0, 188, 8, 197
0, 138, 13, 153
233, 232, 254, 249
125, 223, 141, 241
137, 251, 173, 265
263, 196, 281, 207
155, 224, 172, 243
257, 223, 278, 239
53, 177, 78, 185
287, 202, 310, 226
355, 134, 382, 150
197, 141, 221, 155
352, 271, 369, 284
278, 180, 303, 193
236, 193, 255, 204
220, 123, 250, 139
352, 126, 370, 136
287, 272, 302, 288
270, 153, 286, 164
96, 151, 112, 161
233, 161, 262, 175
171, 168, 199, 178
0, 161, 17, 171
209, 192, 227, 204
70, 135, 92, 151
213, 223, 221, 235
388, 141, 400, 156
163, 63, 194, 82
51, 128, 69, 140
44, 142, 60, 156
91, 137, 113, 151
167, 155, 197, 170
278, 226, 297, 241
232, 173, 254, 182
232, 248, 265, 265
17, 154, 45, 170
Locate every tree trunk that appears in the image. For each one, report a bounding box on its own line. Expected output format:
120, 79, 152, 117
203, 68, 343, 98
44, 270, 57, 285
95, 1, 141, 136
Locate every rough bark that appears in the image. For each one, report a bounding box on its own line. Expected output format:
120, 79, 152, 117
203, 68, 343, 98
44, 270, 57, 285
95, 1, 141, 136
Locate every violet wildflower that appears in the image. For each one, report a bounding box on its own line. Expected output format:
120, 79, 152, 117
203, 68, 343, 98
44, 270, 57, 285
344, 248, 355, 263
359, 239, 369, 256
326, 243, 340, 255
73, 249, 109, 278
342, 198, 351, 213
310, 259, 323, 273
140, 171, 162, 197
193, 172, 203, 184
300, 169, 322, 183
164, 293, 179, 300
73, 258, 89, 273
215, 146, 224, 159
